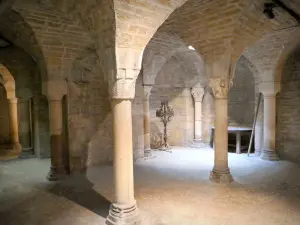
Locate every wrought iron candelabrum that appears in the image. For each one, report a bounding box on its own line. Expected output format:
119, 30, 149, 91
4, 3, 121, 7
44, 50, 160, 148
156, 100, 174, 150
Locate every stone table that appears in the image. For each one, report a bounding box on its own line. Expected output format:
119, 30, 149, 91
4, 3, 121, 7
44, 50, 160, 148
210, 126, 252, 154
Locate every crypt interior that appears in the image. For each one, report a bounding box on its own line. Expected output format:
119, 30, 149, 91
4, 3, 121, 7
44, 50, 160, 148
1, 0, 300, 224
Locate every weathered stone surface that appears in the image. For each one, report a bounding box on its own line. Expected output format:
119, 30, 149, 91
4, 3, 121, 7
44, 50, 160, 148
277, 47, 300, 163
228, 56, 255, 127
149, 56, 196, 148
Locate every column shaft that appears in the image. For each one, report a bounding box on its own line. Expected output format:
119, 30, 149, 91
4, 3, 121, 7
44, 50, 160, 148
194, 101, 202, 140
107, 99, 139, 225
143, 97, 151, 156
261, 94, 279, 160
210, 98, 233, 183
47, 99, 67, 181
8, 99, 19, 143
8, 98, 22, 152
33, 96, 41, 157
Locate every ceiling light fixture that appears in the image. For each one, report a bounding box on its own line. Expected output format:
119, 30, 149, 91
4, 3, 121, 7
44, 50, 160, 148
188, 45, 195, 50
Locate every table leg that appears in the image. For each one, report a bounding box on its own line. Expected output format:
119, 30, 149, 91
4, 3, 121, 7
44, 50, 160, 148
210, 128, 214, 149
236, 131, 241, 154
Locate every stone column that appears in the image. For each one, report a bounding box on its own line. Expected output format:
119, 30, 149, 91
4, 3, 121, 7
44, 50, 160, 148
32, 96, 41, 157
209, 78, 233, 183
259, 82, 280, 161
18, 98, 32, 150
47, 97, 67, 181
143, 85, 152, 157
106, 67, 140, 225
8, 98, 22, 152
191, 85, 205, 142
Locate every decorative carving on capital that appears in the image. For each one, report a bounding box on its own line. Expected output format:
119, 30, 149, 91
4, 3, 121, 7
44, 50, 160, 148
143, 85, 152, 100
109, 68, 140, 99
209, 78, 232, 99
191, 86, 205, 102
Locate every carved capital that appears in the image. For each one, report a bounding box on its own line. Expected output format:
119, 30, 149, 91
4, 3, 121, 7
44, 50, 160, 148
109, 68, 140, 99
143, 85, 152, 100
209, 78, 232, 99
191, 86, 205, 102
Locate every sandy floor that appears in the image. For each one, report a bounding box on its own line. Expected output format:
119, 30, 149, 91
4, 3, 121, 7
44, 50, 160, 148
1, 147, 300, 225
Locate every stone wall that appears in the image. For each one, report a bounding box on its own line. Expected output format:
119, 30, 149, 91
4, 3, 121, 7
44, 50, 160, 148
0, 85, 9, 145
202, 88, 215, 143
67, 50, 144, 171
0, 46, 50, 157
229, 60, 255, 127
277, 47, 300, 163
150, 57, 194, 148
67, 50, 113, 171
132, 75, 144, 160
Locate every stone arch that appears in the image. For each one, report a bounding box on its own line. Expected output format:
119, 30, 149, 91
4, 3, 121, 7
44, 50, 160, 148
276, 44, 300, 163
0, 46, 37, 99
0, 9, 48, 82
228, 56, 256, 127
275, 35, 300, 83
142, 31, 207, 86
11, 1, 95, 83
244, 27, 300, 83
0, 64, 16, 99
159, 0, 299, 66
40, 0, 189, 99
173, 50, 208, 88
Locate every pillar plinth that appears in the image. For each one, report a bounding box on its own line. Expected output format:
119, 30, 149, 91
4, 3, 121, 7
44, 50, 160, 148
143, 85, 152, 157
259, 82, 280, 161
8, 98, 22, 153
191, 85, 205, 142
107, 99, 140, 225
209, 78, 233, 183
47, 99, 67, 181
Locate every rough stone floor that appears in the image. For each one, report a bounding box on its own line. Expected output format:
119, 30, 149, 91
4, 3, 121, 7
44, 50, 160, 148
1, 147, 300, 225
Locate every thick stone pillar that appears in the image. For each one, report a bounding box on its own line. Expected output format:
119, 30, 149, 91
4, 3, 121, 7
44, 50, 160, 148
18, 98, 32, 150
143, 85, 152, 157
106, 65, 141, 225
209, 78, 233, 183
8, 98, 22, 152
43, 80, 68, 180
47, 97, 67, 181
107, 99, 138, 225
259, 82, 280, 161
191, 85, 205, 142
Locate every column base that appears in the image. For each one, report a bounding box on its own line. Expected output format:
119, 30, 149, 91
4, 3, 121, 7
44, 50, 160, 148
194, 138, 203, 143
210, 168, 234, 183
106, 202, 140, 225
47, 165, 67, 181
144, 148, 152, 157
260, 149, 279, 161
12, 142, 22, 154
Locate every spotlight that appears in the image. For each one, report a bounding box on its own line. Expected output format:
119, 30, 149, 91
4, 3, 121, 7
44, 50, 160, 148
188, 45, 195, 50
